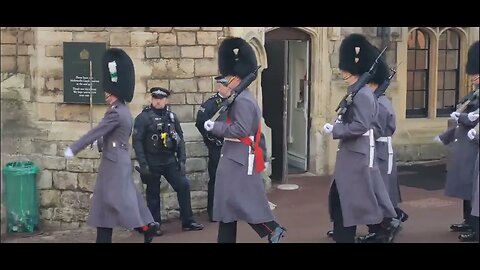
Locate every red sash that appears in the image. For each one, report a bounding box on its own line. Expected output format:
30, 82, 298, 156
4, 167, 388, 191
226, 117, 265, 173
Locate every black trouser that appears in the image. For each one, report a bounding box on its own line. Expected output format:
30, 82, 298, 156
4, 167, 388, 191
217, 221, 280, 243
207, 145, 221, 220
329, 181, 356, 243
96, 227, 113, 243
146, 163, 194, 226
463, 200, 472, 224
472, 216, 479, 237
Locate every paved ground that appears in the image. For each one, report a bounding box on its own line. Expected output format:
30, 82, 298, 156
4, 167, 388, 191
1, 162, 477, 243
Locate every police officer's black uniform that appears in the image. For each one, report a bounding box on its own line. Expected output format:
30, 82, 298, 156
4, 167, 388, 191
133, 87, 204, 233
195, 92, 227, 221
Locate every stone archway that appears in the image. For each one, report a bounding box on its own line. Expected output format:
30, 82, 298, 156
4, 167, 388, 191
262, 27, 331, 177
225, 27, 332, 176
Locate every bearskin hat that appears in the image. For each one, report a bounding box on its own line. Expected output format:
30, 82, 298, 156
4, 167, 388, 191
218, 37, 257, 79
466, 40, 479, 75
339, 33, 377, 76
102, 48, 135, 102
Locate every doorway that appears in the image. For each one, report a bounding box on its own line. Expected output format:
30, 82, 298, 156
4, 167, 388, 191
262, 28, 312, 183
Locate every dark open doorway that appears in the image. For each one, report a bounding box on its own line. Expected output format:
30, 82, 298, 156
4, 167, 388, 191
262, 28, 312, 183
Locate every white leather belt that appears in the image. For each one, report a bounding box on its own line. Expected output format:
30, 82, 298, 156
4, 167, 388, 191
376, 137, 388, 142
362, 129, 374, 168
224, 136, 255, 175
224, 136, 254, 143
376, 136, 394, 174
387, 136, 393, 174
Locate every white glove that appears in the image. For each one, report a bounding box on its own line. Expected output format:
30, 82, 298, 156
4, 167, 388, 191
433, 136, 443, 144
467, 129, 477, 140
450, 112, 460, 121
204, 120, 215, 131
323, 123, 333, 134
64, 147, 74, 159
467, 112, 479, 122
264, 162, 270, 171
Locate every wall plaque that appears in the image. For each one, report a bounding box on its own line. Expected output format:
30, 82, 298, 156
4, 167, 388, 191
63, 42, 106, 104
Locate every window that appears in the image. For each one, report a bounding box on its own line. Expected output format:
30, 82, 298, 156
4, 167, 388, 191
405, 27, 467, 118
437, 30, 460, 116
406, 29, 430, 118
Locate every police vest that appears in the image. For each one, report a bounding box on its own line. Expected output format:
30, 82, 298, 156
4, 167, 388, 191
144, 109, 180, 154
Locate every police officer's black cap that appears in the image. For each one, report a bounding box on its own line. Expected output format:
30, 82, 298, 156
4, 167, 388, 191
150, 87, 170, 98
466, 40, 479, 75
102, 48, 135, 102
339, 34, 377, 76
218, 37, 257, 79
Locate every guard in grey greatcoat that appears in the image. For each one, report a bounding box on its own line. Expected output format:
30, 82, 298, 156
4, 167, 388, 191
323, 34, 396, 243
437, 41, 479, 235
457, 40, 480, 242
203, 37, 287, 243
357, 52, 409, 243
458, 125, 479, 242
64, 48, 159, 243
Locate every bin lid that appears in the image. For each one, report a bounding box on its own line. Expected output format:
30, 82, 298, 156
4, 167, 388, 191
3, 161, 39, 175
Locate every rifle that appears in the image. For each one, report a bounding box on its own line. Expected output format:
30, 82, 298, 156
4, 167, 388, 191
374, 61, 403, 98
210, 65, 261, 121
455, 86, 479, 113
206, 133, 223, 147
447, 86, 479, 129
334, 46, 388, 119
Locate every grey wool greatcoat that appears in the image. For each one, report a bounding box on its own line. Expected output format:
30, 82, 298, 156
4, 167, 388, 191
330, 85, 396, 227
69, 100, 154, 229
375, 94, 402, 207
439, 111, 479, 200
471, 131, 479, 217
210, 89, 275, 224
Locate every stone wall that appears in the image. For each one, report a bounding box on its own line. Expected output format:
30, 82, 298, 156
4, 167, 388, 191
1, 27, 226, 230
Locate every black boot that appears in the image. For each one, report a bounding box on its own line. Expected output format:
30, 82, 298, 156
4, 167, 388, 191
182, 222, 204, 231
356, 232, 388, 243
154, 227, 164, 236
268, 226, 287, 243
397, 211, 409, 222
450, 221, 473, 232
458, 231, 478, 242
143, 222, 160, 243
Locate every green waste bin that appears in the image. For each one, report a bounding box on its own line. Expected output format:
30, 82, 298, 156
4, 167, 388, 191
2, 161, 40, 234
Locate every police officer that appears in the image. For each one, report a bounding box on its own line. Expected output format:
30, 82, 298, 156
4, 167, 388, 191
195, 83, 228, 222
132, 87, 204, 235
357, 48, 407, 243
204, 37, 287, 243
